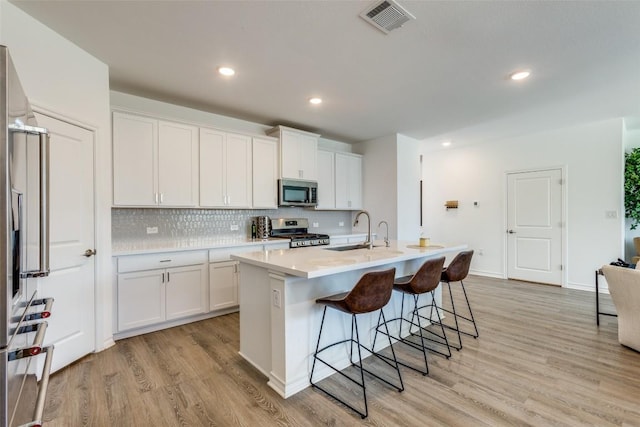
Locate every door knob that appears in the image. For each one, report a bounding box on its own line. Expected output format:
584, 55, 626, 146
507, 230, 516, 234
84, 249, 97, 257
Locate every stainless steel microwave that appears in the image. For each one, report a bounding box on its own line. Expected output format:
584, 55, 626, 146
278, 179, 318, 207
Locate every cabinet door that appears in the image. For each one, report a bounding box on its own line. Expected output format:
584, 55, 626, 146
226, 133, 252, 208
252, 137, 278, 208
210, 261, 238, 311
280, 130, 301, 179
112, 112, 157, 206
165, 264, 208, 320
297, 133, 318, 181
316, 150, 335, 209
335, 153, 363, 210
158, 121, 198, 206
199, 128, 227, 207
117, 270, 165, 331
347, 155, 363, 209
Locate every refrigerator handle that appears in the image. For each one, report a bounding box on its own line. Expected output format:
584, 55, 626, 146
10, 124, 50, 278
38, 131, 50, 277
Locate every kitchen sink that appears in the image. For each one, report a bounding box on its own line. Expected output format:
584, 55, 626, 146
324, 244, 370, 251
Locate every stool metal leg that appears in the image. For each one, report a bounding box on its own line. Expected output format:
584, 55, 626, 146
460, 280, 479, 338
311, 308, 403, 419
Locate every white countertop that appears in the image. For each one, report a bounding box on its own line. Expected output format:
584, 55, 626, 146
112, 237, 289, 256
231, 240, 467, 279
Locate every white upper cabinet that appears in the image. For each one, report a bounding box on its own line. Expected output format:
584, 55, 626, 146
268, 126, 319, 181
316, 150, 335, 210
157, 120, 199, 206
199, 128, 252, 208
252, 137, 279, 209
113, 112, 157, 206
112, 112, 198, 207
335, 152, 363, 210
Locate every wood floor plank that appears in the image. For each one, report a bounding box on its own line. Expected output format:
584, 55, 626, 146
42, 275, 640, 426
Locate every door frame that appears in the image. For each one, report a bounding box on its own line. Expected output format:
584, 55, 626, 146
32, 103, 113, 353
503, 165, 568, 287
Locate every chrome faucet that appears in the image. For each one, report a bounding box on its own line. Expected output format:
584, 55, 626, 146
354, 210, 373, 249
378, 220, 389, 247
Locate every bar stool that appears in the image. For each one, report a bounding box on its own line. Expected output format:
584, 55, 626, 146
434, 250, 477, 350
374, 256, 450, 376
309, 268, 403, 419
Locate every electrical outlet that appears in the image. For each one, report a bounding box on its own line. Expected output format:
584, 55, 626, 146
312, 222, 319, 228
339, 221, 345, 227
230, 224, 239, 231
272, 289, 281, 308
605, 210, 618, 219
146, 226, 158, 234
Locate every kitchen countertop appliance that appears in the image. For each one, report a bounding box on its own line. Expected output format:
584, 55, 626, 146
270, 218, 330, 248
1, 46, 54, 427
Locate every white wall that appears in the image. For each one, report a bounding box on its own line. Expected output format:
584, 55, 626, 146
422, 118, 624, 291
353, 133, 422, 241
396, 134, 421, 241
354, 135, 398, 237
0, 1, 113, 348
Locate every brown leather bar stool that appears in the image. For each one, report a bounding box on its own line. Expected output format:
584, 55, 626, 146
309, 268, 403, 419
374, 256, 450, 376
434, 250, 477, 350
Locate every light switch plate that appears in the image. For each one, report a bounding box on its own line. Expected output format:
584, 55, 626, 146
146, 226, 158, 234
312, 222, 319, 228
230, 224, 239, 231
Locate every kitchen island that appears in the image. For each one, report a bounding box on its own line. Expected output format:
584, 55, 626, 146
231, 241, 467, 398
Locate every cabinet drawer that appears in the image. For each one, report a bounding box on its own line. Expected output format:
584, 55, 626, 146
118, 250, 208, 273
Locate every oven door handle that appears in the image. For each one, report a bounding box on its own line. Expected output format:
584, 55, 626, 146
18, 345, 55, 427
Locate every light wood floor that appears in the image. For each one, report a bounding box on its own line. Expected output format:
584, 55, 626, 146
43, 275, 640, 426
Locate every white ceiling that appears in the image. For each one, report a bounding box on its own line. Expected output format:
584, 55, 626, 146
11, 0, 640, 145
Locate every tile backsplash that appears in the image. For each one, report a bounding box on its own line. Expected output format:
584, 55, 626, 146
112, 207, 353, 244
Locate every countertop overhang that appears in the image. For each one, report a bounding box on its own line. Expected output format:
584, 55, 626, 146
231, 241, 467, 279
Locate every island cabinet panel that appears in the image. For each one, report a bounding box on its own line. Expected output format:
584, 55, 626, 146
335, 152, 363, 210
252, 137, 279, 209
209, 261, 238, 311
268, 125, 319, 180
200, 128, 252, 208
112, 111, 198, 207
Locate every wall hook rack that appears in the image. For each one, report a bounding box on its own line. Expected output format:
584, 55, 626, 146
445, 200, 459, 210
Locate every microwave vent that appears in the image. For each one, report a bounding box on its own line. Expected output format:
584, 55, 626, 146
360, 0, 415, 34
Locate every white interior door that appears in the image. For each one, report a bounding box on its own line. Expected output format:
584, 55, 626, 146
34, 113, 96, 373
507, 169, 563, 285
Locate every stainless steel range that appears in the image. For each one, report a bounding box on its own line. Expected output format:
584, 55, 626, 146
270, 218, 330, 248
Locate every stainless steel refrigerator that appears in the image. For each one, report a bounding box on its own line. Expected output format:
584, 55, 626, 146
0, 45, 54, 427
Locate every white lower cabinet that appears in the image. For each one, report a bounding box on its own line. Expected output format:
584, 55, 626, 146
210, 261, 238, 311
116, 251, 208, 333
117, 269, 166, 331
165, 264, 208, 320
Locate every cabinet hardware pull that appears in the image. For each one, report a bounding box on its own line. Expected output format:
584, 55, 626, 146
159, 259, 171, 263
162, 273, 165, 283
167, 272, 170, 282
160, 193, 164, 203
155, 192, 158, 204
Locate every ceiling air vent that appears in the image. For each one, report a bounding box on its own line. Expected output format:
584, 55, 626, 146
360, 0, 415, 34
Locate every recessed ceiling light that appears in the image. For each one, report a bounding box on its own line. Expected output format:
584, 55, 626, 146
217, 67, 235, 77
442, 141, 451, 147
510, 70, 531, 81
309, 97, 322, 105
